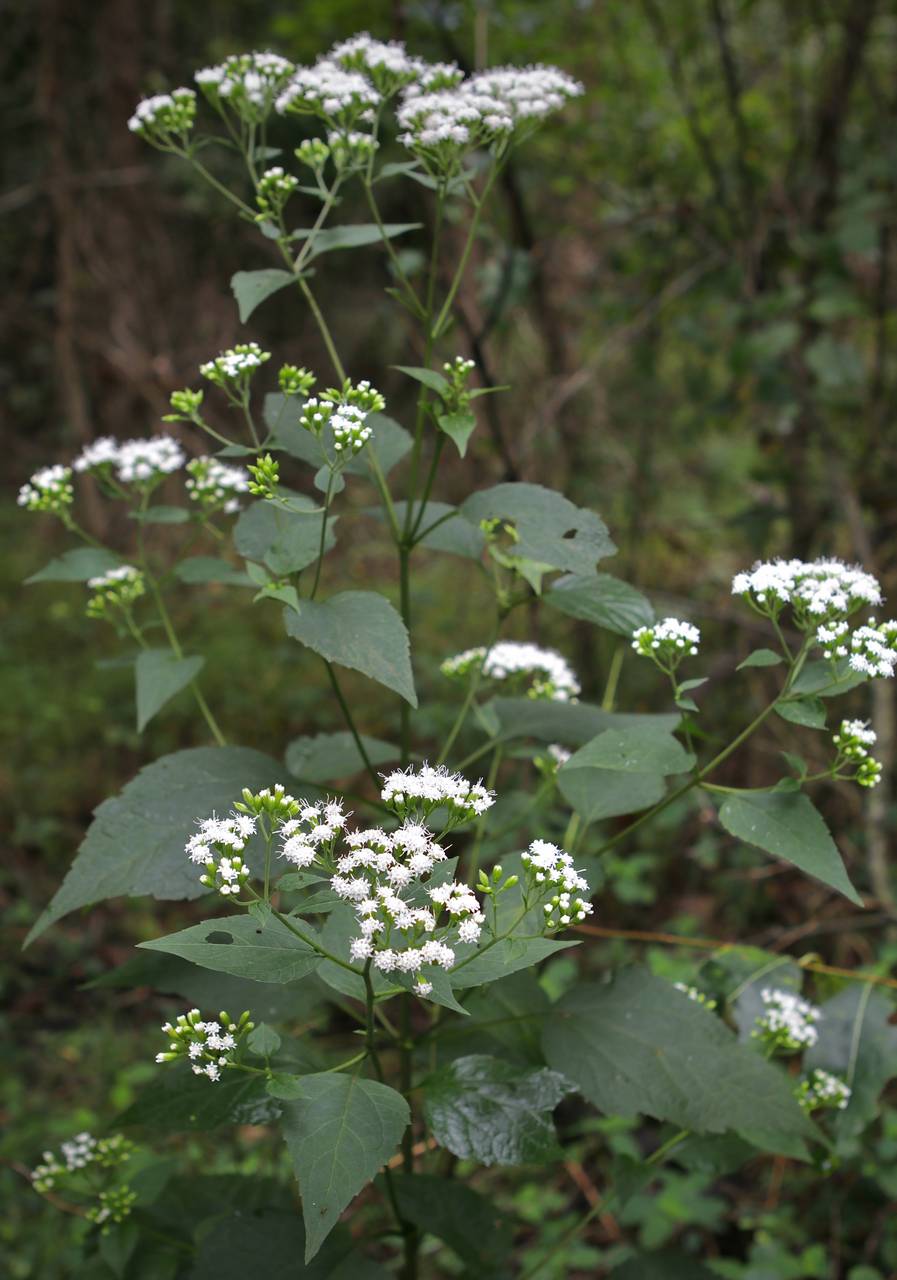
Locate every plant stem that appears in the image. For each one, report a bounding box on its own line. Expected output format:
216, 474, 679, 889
466, 743, 504, 886
310, 470, 335, 599
271, 907, 361, 975
399, 546, 412, 765
324, 661, 380, 789
297, 276, 346, 382
437, 616, 501, 765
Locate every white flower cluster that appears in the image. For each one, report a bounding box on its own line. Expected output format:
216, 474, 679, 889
200, 342, 271, 388
632, 617, 700, 666
331, 404, 373, 454
845, 620, 897, 679
380, 764, 495, 827
327, 32, 421, 93
73, 437, 120, 472
186, 812, 257, 897
85, 565, 144, 622
186, 457, 250, 514
797, 1067, 851, 1113
442, 640, 581, 702
195, 52, 295, 121
832, 718, 882, 788
733, 558, 882, 621
522, 839, 592, 927
465, 65, 585, 123
328, 129, 379, 169
71, 434, 186, 485
18, 464, 73, 513
155, 1008, 253, 1082
753, 987, 820, 1051
256, 165, 299, 218
280, 798, 349, 868
276, 62, 380, 128
548, 744, 571, 767
32, 1133, 132, 1193
128, 88, 196, 137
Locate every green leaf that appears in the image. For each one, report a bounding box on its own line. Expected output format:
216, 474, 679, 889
281, 1072, 410, 1261
173, 557, 254, 586
423, 1054, 569, 1166
563, 725, 695, 774
464, 971, 552, 1063
248, 1023, 282, 1057
543, 970, 818, 1149
387, 501, 485, 559
140, 913, 322, 984
698, 946, 802, 1042
117, 1068, 280, 1133
557, 767, 667, 823
26, 747, 286, 944
230, 268, 293, 322
437, 410, 477, 456
263, 395, 411, 479
234, 495, 336, 577
135, 649, 205, 731
718, 791, 860, 903
393, 364, 449, 395
806, 985, 897, 1141
297, 221, 421, 261
545, 573, 654, 636
284, 591, 417, 706
192, 1210, 390, 1280
389, 1173, 513, 1275
285, 731, 399, 783
450, 937, 576, 989
488, 697, 680, 747
738, 648, 785, 670
775, 696, 827, 729
26, 547, 123, 584
461, 482, 616, 575
790, 659, 867, 698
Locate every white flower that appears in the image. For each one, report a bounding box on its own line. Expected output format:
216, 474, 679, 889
733, 558, 882, 621
200, 342, 271, 387
155, 1008, 252, 1081
186, 457, 250, 514
522, 839, 592, 930
465, 65, 584, 122
18, 464, 73, 512
632, 617, 700, 664
381, 764, 495, 824
442, 640, 580, 702
195, 52, 294, 121
115, 436, 185, 483
548, 744, 571, 767
847, 619, 897, 679
753, 987, 820, 1051
798, 1068, 851, 1112
73, 437, 121, 472
276, 61, 380, 126
128, 88, 196, 137
331, 404, 372, 454
326, 33, 420, 93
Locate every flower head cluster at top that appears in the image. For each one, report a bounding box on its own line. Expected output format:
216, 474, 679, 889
200, 342, 271, 391
832, 719, 882, 788
71, 434, 186, 484
130, 35, 582, 181
155, 1007, 254, 1081
631, 618, 701, 671
752, 987, 820, 1053
796, 1067, 852, 1113
86, 565, 145, 622
442, 640, 580, 702
32, 1133, 136, 1231
298, 378, 385, 457
17, 465, 73, 514
521, 839, 593, 928
732, 558, 897, 678
186, 457, 250, 514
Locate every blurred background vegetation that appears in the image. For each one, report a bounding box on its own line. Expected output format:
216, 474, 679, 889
4, 0, 897, 1274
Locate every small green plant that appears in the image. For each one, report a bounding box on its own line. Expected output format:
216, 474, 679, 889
20, 30, 897, 1279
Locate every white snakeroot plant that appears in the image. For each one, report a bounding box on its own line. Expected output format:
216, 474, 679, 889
22, 27, 892, 1277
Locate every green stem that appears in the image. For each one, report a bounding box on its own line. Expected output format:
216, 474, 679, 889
601, 642, 625, 711
399, 546, 412, 765
437, 616, 502, 765
61, 513, 105, 550
324, 662, 380, 789
271, 907, 361, 975
187, 155, 256, 217
466, 743, 504, 887
310, 471, 335, 599
362, 179, 424, 316
297, 276, 346, 383
431, 164, 498, 340
368, 448, 402, 543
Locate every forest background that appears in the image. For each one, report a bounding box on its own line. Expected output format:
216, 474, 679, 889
3, 1, 897, 1275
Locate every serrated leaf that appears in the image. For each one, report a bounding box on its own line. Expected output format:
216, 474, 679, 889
393, 364, 449, 395
117, 1068, 280, 1133
563, 725, 694, 774
557, 767, 667, 823
296, 221, 420, 261
450, 937, 576, 988
135, 649, 205, 731
26, 747, 286, 944
545, 573, 654, 636
423, 1054, 569, 1166
543, 970, 818, 1149
389, 1173, 513, 1275
437, 410, 476, 456
140, 913, 322, 984
775, 696, 827, 729
284, 591, 417, 706
460, 482, 616, 575
488, 697, 680, 747
718, 791, 860, 902
26, 547, 123, 584
174, 557, 254, 586
737, 648, 785, 670
281, 1073, 409, 1261
464, 970, 552, 1063
233, 495, 335, 577
285, 731, 398, 783
230, 268, 293, 322
806, 985, 897, 1141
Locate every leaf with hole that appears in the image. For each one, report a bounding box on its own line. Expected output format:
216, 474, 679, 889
140, 913, 322, 984
460, 482, 616, 575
